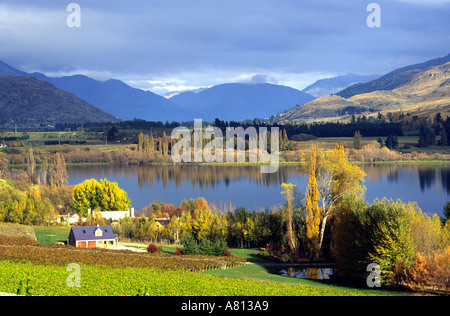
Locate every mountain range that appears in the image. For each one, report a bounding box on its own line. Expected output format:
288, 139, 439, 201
338, 53, 450, 99
0, 75, 119, 126
169, 82, 315, 121
273, 55, 450, 123
3, 53, 448, 125
0, 60, 380, 123
302, 73, 381, 98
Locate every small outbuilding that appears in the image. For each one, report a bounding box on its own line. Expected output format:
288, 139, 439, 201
68, 225, 116, 249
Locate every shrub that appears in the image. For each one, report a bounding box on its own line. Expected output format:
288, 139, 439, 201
349, 143, 400, 162
174, 247, 183, 256
198, 239, 212, 255
210, 239, 227, 256
222, 246, 232, 257
147, 243, 162, 253
181, 234, 228, 257
393, 247, 450, 293
181, 233, 198, 255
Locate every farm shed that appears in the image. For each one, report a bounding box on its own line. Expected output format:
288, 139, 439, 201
68, 225, 116, 249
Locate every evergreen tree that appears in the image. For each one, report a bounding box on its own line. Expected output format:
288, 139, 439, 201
417, 126, 435, 147
441, 201, 450, 225
377, 138, 383, 148
439, 126, 448, 146
353, 130, 362, 150
385, 135, 399, 149
385, 135, 393, 149
107, 126, 118, 142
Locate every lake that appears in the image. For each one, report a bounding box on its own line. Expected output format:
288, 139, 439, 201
67, 164, 450, 217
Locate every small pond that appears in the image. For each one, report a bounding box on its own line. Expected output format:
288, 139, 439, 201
268, 265, 336, 280
280, 267, 334, 280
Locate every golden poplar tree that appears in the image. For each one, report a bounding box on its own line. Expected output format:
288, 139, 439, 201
149, 135, 154, 151
305, 145, 322, 259
138, 132, 144, 151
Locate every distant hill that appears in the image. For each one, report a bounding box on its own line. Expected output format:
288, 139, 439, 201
302, 73, 380, 98
0, 61, 28, 76
273, 61, 450, 123
170, 83, 315, 122
0, 61, 185, 122
30, 73, 184, 122
338, 53, 450, 98
0, 75, 119, 126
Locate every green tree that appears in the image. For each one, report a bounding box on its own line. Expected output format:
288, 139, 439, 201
353, 130, 362, 150
417, 126, 435, 147
333, 197, 417, 285
107, 126, 119, 142
439, 126, 448, 146
441, 202, 450, 225
377, 138, 383, 148
385, 135, 399, 150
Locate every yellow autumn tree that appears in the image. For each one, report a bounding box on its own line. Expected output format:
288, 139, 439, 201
194, 197, 210, 213
305, 145, 322, 259
303, 144, 366, 260
192, 208, 214, 242
72, 179, 131, 216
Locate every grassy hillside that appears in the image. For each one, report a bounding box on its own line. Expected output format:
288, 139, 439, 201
0, 75, 119, 127
0, 223, 36, 240
274, 62, 450, 123
338, 53, 450, 98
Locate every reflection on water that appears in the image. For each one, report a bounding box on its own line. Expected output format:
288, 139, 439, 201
280, 267, 334, 280
361, 164, 450, 194
133, 165, 296, 190
67, 164, 450, 216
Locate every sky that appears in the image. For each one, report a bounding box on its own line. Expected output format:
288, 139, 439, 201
0, 0, 449, 95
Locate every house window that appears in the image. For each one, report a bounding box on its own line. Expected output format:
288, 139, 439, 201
95, 228, 103, 237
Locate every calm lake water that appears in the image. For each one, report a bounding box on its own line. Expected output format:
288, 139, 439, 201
67, 164, 450, 217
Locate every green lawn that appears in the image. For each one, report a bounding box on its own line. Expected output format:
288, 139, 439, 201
33, 226, 70, 245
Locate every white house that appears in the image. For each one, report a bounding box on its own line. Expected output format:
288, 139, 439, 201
98, 208, 135, 221
57, 213, 80, 225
